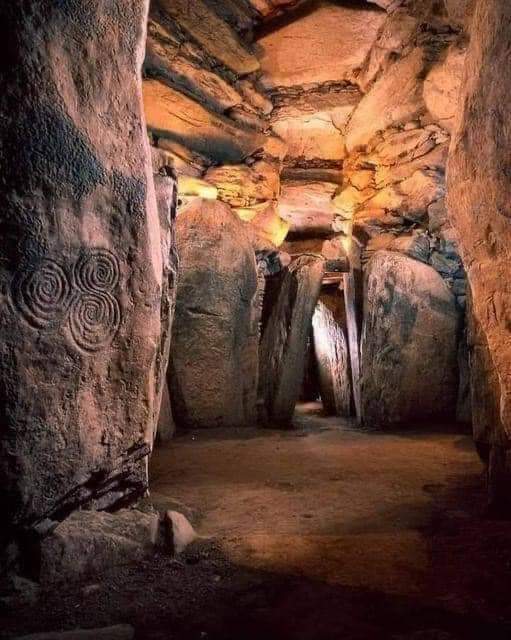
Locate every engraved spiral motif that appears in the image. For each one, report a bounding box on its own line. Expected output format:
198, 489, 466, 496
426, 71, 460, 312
69, 292, 121, 353
74, 249, 120, 293
13, 259, 71, 328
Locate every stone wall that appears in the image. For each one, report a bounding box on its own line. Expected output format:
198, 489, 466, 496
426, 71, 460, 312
447, 0, 511, 499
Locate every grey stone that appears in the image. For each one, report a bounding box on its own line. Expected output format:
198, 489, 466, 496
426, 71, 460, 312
170, 199, 259, 429
259, 256, 325, 426
40, 509, 164, 585
361, 251, 460, 426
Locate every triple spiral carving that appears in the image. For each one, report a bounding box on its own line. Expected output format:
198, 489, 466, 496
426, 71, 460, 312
13, 249, 122, 353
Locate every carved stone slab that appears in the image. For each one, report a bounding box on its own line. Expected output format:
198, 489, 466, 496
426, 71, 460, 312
0, 1, 169, 543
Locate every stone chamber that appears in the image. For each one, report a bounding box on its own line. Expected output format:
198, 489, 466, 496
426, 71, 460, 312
1, 1, 511, 639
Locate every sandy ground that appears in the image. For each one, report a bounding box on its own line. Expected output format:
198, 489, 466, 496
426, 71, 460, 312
3, 404, 511, 639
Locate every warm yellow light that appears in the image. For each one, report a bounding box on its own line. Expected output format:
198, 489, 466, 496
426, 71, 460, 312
177, 176, 218, 200
251, 202, 290, 247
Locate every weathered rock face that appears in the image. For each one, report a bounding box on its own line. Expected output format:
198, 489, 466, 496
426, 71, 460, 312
361, 252, 459, 427
153, 173, 179, 443
259, 256, 325, 426
447, 0, 511, 439
467, 293, 508, 450
346, 47, 426, 152
143, 80, 266, 164
312, 295, 352, 417
0, 1, 168, 541
257, 2, 386, 89
39, 509, 164, 585
170, 199, 259, 429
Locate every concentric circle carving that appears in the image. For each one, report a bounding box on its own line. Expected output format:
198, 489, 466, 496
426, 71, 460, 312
74, 249, 120, 293
13, 259, 71, 328
69, 292, 121, 353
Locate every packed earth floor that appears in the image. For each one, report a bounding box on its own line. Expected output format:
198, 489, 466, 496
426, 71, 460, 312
3, 404, 511, 640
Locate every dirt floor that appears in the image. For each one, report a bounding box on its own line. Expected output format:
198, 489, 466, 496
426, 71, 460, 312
3, 404, 511, 639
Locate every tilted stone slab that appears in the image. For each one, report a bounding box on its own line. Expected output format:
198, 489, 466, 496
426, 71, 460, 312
259, 255, 325, 426
143, 80, 265, 163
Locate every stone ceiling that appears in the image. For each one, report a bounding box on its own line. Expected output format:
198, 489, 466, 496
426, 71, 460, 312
255, 1, 386, 89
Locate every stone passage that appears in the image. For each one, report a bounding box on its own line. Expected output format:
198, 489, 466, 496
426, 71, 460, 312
312, 294, 352, 417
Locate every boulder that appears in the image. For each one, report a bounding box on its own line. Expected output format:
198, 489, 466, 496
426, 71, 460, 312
271, 113, 346, 163
447, 0, 511, 441
154, 0, 259, 75
145, 24, 242, 114
0, 0, 169, 544
361, 252, 459, 426
170, 199, 260, 428
346, 48, 426, 152
279, 181, 340, 238
423, 45, 466, 134
312, 296, 352, 417
205, 161, 280, 208
39, 510, 164, 584
143, 80, 265, 163
356, 9, 418, 91
259, 256, 325, 426
257, 2, 386, 89
249, 202, 290, 248
164, 510, 202, 554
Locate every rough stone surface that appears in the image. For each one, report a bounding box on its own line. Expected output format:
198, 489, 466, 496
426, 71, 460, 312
14, 626, 134, 640
145, 21, 242, 114
165, 510, 201, 554
466, 292, 508, 449
447, 0, 511, 438
259, 256, 325, 426
279, 181, 339, 238
361, 252, 459, 427
257, 2, 386, 89
205, 161, 280, 207
143, 80, 265, 163
346, 48, 426, 152
312, 296, 352, 417
157, 380, 176, 443
423, 45, 466, 134
154, 0, 259, 75
170, 199, 259, 429
40, 510, 163, 585
154, 173, 179, 443
0, 0, 168, 543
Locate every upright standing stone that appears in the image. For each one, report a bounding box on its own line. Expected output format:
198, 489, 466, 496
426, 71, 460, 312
0, 1, 168, 544
259, 256, 325, 426
169, 199, 259, 429
312, 294, 352, 417
361, 251, 459, 427
447, 1, 511, 465
154, 172, 179, 443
